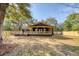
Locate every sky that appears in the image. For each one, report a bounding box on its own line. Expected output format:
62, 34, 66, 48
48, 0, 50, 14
30, 3, 79, 23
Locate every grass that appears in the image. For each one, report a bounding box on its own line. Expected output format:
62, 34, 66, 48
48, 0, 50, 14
2, 31, 11, 40
16, 44, 79, 56
63, 44, 79, 54
2, 31, 79, 56
16, 48, 60, 56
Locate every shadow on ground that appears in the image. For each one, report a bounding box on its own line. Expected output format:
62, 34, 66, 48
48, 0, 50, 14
15, 35, 73, 40
3, 33, 79, 56
50, 35, 73, 40
54, 43, 79, 56
0, 43, 18, 56
16, 42, 79, 56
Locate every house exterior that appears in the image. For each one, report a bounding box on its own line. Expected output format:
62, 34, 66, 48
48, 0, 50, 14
27, 22, 54, 36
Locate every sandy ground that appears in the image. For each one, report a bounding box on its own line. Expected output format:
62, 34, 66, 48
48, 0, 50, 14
2, 33, 79, 56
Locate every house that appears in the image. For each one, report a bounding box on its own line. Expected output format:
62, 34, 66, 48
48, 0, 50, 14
27, 22, 54, 36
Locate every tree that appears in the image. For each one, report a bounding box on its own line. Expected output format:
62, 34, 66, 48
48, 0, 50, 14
0, 3, 32, 46
56, 23, 64, 31
45, 17, 58, 31
64, 20, 72, 31
11, 19, 26, 31
45, 17, 57, 26
3, 20, 13, 31
72, 23, 79, 31
26, 19, 38, 25
64, 13, 79, 31
0, 4, 9, 46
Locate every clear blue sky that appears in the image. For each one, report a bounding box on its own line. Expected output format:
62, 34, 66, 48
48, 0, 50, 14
31, 3, 79, 23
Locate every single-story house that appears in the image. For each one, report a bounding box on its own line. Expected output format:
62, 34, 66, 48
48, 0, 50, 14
27, 22, 54, 36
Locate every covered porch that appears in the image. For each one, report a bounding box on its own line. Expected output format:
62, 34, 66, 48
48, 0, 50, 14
28, 23, 54, 35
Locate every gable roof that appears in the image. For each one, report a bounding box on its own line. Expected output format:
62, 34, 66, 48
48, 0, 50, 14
33, 22, 50, 26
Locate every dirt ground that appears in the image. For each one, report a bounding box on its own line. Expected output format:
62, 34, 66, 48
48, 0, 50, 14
1, 31, 79, 56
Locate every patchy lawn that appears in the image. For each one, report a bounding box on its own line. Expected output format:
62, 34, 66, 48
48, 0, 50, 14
1, 31, 79, 56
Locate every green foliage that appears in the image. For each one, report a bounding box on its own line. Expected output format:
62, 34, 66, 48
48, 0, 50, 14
64, 13, 79, 31
3, 3, 32, 31
5, 3, 32, 22
3, 20, 13, 31
26, 19, 38, 25
56, 24, 64, 31
72, 23, 79, 31
64, 20, 72, 31
40, 18, 58, 31
45, 17, 57, 26
16, 48, 59, 56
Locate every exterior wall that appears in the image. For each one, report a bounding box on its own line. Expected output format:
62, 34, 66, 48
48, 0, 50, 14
27, 25, 53, 35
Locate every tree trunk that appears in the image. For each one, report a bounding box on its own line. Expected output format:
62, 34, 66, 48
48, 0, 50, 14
0, 24, 3, 46
0, 4, 9, 47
